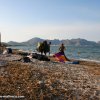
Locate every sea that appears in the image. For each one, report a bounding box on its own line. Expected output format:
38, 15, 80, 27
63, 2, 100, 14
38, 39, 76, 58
9, 45, 100, 62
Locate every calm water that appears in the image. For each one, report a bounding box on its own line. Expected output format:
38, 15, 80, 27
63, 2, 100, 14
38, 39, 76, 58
9, 45, 100, 61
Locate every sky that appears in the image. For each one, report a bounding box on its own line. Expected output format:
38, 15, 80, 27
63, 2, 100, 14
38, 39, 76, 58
0, 0, 100, 42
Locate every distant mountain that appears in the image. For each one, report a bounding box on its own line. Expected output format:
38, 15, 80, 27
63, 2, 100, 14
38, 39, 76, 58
22, 37, 44, 45
61, 38, 98, 46
8, 41, 24, 46
7, 37, 100, 46
50, 39, 61, 45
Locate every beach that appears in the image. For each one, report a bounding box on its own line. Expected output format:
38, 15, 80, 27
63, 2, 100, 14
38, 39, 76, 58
1, 0, 100, 99
0, 52, 100, 100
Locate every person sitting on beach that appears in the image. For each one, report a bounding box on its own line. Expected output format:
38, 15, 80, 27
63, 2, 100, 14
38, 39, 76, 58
7, 48, 12, 54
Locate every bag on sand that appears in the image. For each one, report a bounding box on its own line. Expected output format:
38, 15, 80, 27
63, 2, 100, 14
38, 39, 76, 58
32, 53, 50, 61
7, 48, 12, 54
32, 53, 38, 59
37, 55, 50, 61
22, 56, 31, 63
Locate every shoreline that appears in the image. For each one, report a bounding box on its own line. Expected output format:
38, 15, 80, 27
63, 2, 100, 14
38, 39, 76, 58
6, 45, 100, 62
1, 47, 100, 64
7, 47, 100, 62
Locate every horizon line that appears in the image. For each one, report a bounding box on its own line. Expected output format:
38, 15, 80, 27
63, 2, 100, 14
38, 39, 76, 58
4, 37, 99, 43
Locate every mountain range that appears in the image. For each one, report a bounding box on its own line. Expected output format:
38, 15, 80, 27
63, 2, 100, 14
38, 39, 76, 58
7, 37, 100, 46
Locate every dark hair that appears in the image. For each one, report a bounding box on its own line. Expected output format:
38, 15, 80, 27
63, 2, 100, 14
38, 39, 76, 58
49, 42, 51, 44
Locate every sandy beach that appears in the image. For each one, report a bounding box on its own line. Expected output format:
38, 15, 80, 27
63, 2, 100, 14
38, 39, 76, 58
0, 53, 100, 100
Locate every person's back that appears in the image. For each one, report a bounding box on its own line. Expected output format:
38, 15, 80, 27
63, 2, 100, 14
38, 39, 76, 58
59, 43, 66, 53
58, 43, 70, 61
43, 41, 48, 55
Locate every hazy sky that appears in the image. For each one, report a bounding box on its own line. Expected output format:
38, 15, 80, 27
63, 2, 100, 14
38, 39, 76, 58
0, 0, 100, 42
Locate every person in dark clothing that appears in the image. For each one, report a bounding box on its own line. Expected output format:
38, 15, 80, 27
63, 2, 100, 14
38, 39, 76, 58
59, 43, 66, 53
48, 42, 51, 56
59, 43, 70, 61
37, 41, 51, 56
43, 40, 48, 55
